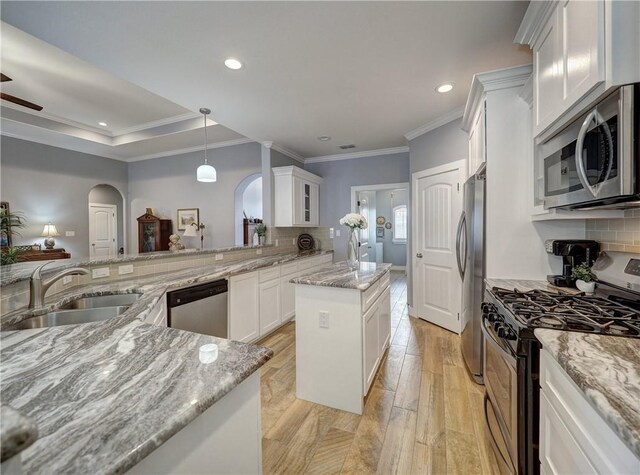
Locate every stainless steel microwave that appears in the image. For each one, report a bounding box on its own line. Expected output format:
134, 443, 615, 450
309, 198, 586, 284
538, 84, 639, 210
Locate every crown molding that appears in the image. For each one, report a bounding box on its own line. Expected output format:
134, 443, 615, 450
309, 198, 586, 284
110, 112, 209, 136
0, 130, 123, 161
1, 101, 112, 137
305, 146, 409, 164
404, 106, 465, 141
270, 142, 305, 164
514, 1, 558, 46
461, 64, 533, 132
127, 137, 255, 162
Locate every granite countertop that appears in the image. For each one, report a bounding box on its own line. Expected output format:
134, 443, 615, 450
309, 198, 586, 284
535, 329, 640, 459
0, 243, 276, 287
0, 250, 333, 473
0, 406, 38, 463
485, 278, 581, 295
291, 261, 392, 290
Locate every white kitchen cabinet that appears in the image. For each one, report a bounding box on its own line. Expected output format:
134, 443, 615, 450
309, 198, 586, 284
259, 278, 281, 336
280, 263, 298, 322
377, 287, 391, 356
273, 166, 323, 227
467, 103, 486, 178
229, 271, 260, 343
516, 0, 639, 137
363, 302, 379, 394
539, 348, 640, 475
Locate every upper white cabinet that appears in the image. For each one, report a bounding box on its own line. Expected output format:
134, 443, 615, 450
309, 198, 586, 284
516, 0, 640, 137
273, 166, 323, 227
461, 64, 532, 179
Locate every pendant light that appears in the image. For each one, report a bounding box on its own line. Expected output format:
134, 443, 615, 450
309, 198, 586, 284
197, 107, 217, 182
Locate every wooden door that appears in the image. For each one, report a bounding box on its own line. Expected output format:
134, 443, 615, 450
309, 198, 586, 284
412, 162, 464, 333
89, 203, 116, 258
357, 191, 371, 262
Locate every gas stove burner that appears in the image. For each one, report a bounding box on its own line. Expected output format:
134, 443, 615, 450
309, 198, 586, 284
490, 287, 640, 338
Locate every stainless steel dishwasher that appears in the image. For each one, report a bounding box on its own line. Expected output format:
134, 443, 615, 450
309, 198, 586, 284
167, 279, 228, 337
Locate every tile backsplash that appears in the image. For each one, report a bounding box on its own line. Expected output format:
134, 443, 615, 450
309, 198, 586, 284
269, 226, 333, 252
586, 209, 640, 253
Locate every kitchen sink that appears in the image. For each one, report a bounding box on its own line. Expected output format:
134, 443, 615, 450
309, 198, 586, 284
60, 293, 141, 310
9, 306, 131, 330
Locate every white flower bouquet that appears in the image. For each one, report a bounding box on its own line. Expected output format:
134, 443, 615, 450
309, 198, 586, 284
339, 213, 368, 230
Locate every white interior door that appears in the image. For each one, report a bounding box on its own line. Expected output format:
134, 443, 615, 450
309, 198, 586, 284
357, 192, 370, 262
412, 161, 464, 333
89, 203, 117, 258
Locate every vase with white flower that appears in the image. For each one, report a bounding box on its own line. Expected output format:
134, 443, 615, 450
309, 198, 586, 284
339, 213, 368, 269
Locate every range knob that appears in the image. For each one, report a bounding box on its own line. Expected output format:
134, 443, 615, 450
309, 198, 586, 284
486, 312, 498, 323
493, 321, 502, 332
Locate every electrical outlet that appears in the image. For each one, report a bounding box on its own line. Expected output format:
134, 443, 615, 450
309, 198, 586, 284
275, 239, 279, 247
329, 228, 334, 239
65, 231, 75, 237
62, 275, 73, 285
92, 267, 110, 279
215, 254, 223, 261
319, 311, 330, 329
256, 249, 263, 255
336, 229, 341, 237
292, 238, 296, 245
118, 264, 134, 275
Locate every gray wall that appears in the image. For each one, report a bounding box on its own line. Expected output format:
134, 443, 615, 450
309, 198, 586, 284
409, 118, 468, 174
376, 188, 408, 267
128, 141, 261, 250
0, 136, 128, 258
88, 184, 125, 251
305, 152, 410, 261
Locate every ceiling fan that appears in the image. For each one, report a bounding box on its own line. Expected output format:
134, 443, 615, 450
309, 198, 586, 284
1, 73, 43, 111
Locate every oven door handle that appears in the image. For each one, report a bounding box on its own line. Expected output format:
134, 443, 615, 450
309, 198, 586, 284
575, 108, 612, 198
484, 393, 516, 474
481, 317, 516, 369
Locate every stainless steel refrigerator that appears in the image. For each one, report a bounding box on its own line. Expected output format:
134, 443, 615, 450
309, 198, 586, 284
459, 164, 486, 384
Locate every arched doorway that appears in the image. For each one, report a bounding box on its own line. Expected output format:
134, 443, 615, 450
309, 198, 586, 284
88, 184, 125, 257
234, 173, 262, 246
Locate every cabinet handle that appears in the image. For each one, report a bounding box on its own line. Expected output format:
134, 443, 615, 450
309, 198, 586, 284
416, 253, 423, 258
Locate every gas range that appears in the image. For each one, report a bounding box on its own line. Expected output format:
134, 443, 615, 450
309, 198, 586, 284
481, 252, 640, 475
489, 287, 640, 338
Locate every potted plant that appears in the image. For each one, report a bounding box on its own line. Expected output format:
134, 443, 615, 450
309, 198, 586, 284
572, 262, 597, 294
255, 223, 267, 245
1, 207, 26, 266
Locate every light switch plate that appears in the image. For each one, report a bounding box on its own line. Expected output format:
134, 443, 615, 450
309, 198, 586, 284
319, 311, 330, 329
65, 231, 75, 237
118, 264, 134, 275
275, 239, 279, 247
62, 275, 73, 285
256, 249, 263, 255
292, 238, 296, 245
336, 229, 341, 237
92, 267, 110, 279
215, 254, 223, 261
329, 228, 334, 239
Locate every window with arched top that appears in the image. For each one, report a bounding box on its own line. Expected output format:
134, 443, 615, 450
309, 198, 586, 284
392, 205, 407, 244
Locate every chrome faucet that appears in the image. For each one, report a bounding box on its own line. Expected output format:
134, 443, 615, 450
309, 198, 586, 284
29, 262, 90, 309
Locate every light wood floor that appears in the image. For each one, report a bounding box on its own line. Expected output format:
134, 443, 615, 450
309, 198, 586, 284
258, 271, 501, 474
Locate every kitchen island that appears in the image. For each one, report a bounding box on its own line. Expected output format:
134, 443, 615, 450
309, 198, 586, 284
291, 261, 392, 414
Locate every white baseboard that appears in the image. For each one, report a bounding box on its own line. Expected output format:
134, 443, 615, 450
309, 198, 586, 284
390, 266, 406, 272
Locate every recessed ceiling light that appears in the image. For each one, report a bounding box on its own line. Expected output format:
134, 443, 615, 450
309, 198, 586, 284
435, 83, 454, 93
317, 136, 331, 141
98, 121, 108, 127
224, 58, 243, 70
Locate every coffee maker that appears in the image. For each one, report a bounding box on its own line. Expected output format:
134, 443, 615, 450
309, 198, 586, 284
546, 240, 600, 287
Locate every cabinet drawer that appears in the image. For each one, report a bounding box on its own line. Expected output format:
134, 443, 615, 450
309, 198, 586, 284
540, 349, 640, 474
280, 262, 298, 277
259, 267, 281, 283
362, 280, 380, 313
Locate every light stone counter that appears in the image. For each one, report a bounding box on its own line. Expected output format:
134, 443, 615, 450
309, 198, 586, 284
535, 329, 640, 459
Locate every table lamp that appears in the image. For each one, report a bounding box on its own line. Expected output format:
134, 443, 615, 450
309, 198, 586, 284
41, 223, 60, 250
183, 222, 205, 250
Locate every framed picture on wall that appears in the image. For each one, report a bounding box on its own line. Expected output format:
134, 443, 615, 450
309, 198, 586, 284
376, 226, 384, 238
177, 208, 199, 231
